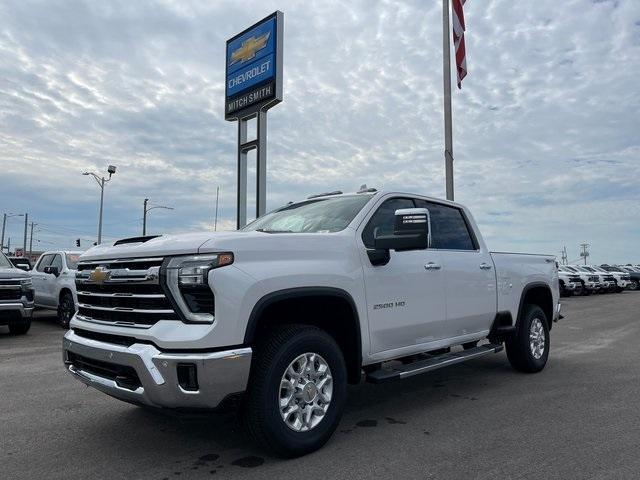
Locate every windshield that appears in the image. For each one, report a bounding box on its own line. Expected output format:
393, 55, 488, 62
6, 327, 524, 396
582, 267, 595, 272
66, 254, 80, 270
243, 194, 373, 233
0, 252, 12, 268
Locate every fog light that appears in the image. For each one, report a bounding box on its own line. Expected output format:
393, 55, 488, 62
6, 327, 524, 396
177, 363, 198, 392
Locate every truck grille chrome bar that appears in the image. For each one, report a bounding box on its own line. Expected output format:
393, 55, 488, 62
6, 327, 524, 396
76, 257, 177, 327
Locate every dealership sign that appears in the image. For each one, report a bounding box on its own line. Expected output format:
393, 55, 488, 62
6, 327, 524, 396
225, 11, 283, 119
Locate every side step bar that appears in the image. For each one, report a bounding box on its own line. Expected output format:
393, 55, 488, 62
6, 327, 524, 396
366, 343, 503, 384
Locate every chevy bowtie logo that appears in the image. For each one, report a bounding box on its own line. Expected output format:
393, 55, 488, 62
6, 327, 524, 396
89, 266, 110, 284
229, 32, 270, 66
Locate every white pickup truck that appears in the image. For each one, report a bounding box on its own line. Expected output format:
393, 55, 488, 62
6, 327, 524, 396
63, 190, 560, 457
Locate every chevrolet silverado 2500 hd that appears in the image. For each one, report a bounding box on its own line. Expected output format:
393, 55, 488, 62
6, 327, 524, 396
0, 251, 34, 334
62, 190, 560, 457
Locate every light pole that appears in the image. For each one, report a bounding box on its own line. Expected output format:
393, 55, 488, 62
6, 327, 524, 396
143, 198, 173, 235
83, 165, 117, 244
1, 213, 25, 254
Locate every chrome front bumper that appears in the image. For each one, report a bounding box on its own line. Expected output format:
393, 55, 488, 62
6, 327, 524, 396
564, 282, 581, 291
0, 302, 34, 318
62, 329, 252, 409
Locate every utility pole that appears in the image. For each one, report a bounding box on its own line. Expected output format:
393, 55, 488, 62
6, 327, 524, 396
214, 186, 220, 231
561, 246, 568, 265
1, 213, 25, 253
443, 0, 454, 201
579, 243, 590, 265
143, 198, 148, 236
23, 213, 28, 256
83, 165, 117, 244
28, 222, 35, 258
143, 198, 173, 235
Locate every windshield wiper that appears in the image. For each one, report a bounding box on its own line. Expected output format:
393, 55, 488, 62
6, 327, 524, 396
255, 228, 293, 234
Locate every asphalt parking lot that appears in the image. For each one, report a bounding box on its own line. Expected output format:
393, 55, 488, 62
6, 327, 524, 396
2, 292, 640, 480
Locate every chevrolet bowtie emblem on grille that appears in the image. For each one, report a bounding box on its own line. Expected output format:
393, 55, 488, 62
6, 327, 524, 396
229, 32, 270, 66
89, 266, 110, 284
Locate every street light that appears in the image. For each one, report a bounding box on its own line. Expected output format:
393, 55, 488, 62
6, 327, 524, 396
143, 198, 174, 235
83, 165, 117, 245
1, 213, 25, 254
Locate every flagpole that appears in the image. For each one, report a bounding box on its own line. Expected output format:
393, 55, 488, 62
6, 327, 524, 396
443, 0, 454, 201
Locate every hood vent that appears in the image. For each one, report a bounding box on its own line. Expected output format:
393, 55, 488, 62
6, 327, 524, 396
114, 235, 161, 246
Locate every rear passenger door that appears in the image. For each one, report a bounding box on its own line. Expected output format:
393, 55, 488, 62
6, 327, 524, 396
415, 200, 496, 338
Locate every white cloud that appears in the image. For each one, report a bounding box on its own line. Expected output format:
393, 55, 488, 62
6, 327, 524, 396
0, 0, 638, 263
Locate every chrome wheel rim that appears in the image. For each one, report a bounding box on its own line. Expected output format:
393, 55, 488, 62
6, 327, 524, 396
529, 318, 546, 359
279, 352, 333, 432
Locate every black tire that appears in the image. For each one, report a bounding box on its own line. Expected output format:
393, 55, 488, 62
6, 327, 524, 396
244, 325, 347, 458
572, 285, 583, 296
9, 317, 31, 335
57, 291, 75, 329
582, 287, 591, 296
505, 304, 549, 373
629, 281, 638, 291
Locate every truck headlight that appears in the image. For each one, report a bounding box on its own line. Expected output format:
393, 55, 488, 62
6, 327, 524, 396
162, 253, 233, 324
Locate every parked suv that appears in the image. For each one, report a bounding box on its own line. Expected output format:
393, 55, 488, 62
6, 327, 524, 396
31, 251, 82, 328
0, 251, 34, 334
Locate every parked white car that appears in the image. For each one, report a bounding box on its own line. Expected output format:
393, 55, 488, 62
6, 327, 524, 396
31, 250, 82, 327
562, 265, 600, 294
590, 265, 629, 292
557, 266, 584, 296
63, 190, 560, 457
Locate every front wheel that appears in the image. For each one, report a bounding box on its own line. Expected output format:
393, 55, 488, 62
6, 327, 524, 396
57, 292, 75, 329
629, 281, 638, 291
244, 325, 347, 458
506, 304, 549, 373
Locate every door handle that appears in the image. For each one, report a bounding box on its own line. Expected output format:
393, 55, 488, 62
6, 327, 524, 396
424, 262, 442, 271
479, 263, 492, 270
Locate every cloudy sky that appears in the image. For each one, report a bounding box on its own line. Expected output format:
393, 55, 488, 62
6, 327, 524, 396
0, 0, 638, 263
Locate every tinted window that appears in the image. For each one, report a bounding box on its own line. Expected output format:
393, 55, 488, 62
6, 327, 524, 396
362, 198, 415, 248
36, 254, 54, 272
50, 255, 63, 271
415, 200, 476, 250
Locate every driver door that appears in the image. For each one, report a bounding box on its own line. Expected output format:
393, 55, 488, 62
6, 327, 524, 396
359, 197, 447, 356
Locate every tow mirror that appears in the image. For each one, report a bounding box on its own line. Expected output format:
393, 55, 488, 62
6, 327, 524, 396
44, 266, 60, 276
369, 208, 430, 266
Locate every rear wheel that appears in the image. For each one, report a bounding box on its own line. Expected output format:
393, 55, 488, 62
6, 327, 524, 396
244, 325, 347, 458
57, 291, 75, 329
506, 304, 549, 373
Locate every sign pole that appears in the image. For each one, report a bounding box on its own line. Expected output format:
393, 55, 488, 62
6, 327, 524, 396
226, 11, 283, 229
236, 119, 248, 229
443, 0, 454, 201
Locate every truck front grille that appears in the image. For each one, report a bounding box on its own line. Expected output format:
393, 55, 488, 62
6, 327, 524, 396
0, 279, 22, 301
568, 275, 581, 282
75, 257, 177, 328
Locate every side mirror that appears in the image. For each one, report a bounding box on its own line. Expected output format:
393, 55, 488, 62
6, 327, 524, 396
368, 208, 430, 266
44, 266, 60, 276
374, 208, 430, 252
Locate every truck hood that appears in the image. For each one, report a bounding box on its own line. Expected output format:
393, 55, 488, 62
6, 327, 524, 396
0, 267, 30, 279
79, 229, 351, 262
79, 231, 250, 261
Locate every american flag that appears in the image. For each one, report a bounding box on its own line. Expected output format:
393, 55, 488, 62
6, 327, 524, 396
452, 0, 467, 88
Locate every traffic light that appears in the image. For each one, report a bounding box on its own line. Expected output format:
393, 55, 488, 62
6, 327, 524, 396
75, 239, 81, 247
